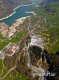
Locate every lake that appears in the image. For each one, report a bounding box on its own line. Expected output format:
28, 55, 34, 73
0, 4, 35, 26
0, 0, 57, 26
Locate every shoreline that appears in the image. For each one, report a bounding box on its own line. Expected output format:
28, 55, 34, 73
0, 11, 16, 21
7, 16, 30, 29
11, 16, 30, 26
26, 11, 36, 16
13, 3, 35, 11
0, 3, 35, 21
16, 16, 30, 21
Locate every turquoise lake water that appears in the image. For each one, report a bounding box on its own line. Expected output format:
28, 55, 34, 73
0, 4, 35, 26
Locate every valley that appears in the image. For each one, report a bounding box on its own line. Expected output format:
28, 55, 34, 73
0, 1, 59, 80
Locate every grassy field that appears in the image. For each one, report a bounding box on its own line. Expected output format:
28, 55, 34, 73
0, 34, 4, 39
0, 29, 28, 50
4, 71, 28, 80
10, 30, 28, 43
0, 29, 28, 80
0, 60, 28, 80
0, 60, 3, 75
0, 41, 9, 50
30, 2, 59, 53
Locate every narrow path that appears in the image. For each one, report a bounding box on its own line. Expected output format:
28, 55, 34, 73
0, 65, 16, 80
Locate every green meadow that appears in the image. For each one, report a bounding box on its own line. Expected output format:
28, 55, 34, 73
0, 29, 28, 50
30, 2, 59, 53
